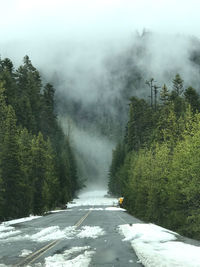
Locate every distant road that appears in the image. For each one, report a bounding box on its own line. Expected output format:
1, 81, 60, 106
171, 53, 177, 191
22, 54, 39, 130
0, 205, 143, 266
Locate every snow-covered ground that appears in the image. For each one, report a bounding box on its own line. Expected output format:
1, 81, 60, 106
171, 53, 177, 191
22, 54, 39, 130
0, 215, 41, 241
119, 223, 200, 267
2, 190, 200, 266
1, 215, 41, 226
68, 190, 118, 207
0, 224, 105, 243
79, 207, 125, 211
35, 246, 95, 267
19, 249, 32, 257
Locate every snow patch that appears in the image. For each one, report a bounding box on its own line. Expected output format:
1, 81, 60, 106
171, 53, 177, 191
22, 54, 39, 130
41, 246, 95, 267
48, 210, 66, 213
0, 224, 21, 240
1, 225, 105, 243
30, 226, 77, 242
19, 249, 32, 257
68, 190, 118, 207
78, 207, 126, 211
79, 208, 104, 211
105, 207, 126, 211
77, 226, 105, 239
119, 223, 200, 267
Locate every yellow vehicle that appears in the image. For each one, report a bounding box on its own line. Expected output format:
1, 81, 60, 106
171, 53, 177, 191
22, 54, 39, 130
118, 197, 124, 207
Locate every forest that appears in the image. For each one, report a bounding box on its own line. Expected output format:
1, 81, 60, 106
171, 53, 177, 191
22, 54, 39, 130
108, 74, 200, 239
0, 56, 79, 220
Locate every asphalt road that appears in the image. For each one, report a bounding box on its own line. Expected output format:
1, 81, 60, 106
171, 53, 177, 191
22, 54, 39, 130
0, 206, 143, 266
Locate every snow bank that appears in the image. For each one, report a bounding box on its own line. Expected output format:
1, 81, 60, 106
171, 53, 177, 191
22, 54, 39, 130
1, 215, 41, 226
68, 190, 118, 207
119, 224, 200, 267
42, 246, 95, 267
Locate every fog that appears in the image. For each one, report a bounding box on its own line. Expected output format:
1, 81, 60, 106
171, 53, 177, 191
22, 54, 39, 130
1, 0, 200, 188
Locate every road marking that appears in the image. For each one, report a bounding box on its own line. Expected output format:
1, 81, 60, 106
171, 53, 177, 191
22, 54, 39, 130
75, 210, 92, 228
15, 209, 92, 266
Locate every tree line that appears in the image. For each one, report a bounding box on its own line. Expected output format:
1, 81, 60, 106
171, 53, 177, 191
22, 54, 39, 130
108, 74, 200, 239
0, 56, 79, 221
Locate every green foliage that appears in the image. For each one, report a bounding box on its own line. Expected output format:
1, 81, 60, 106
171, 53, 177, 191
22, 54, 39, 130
109, 74, 200, 239
125, 97, 155, 152
184, 86, 200, 113
108, 143, 126, 195
172, 74, 184, 96
0, 56, 79, 221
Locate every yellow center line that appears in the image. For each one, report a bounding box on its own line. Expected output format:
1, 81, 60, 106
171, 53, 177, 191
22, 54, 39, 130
15, 209, 92, 266
75, 210, 92, 228
27, 240, 60, 265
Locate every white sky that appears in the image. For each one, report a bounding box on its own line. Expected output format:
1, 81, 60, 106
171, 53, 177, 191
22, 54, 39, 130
0, 0, 200, 42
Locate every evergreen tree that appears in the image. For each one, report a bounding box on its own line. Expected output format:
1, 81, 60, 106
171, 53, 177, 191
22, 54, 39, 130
15, 56, 42, 133
160, 84, 169, 104
31, 132, 49, 215
1, 106, 24, 219
40, 83, 57, 139
172, 74, 184, 96
18, 128, 34, 215
184, 86, 200, 113
108, 143, 126, 195
126, 97, 154, 151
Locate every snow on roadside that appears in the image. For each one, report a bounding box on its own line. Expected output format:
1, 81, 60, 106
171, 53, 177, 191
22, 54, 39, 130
0, 227, 21, 239
41, 246, 95, 267
48, 209, 71, 213
68, 190, 118, 207
119, 223, 200, 267
1, 215, 41, 226
0, 215, 41, 241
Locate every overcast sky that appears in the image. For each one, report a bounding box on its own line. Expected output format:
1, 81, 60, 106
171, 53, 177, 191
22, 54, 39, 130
0, 0, 199, 43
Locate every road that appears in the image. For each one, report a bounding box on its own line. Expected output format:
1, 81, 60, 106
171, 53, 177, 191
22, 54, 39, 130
0, 205, 143, 266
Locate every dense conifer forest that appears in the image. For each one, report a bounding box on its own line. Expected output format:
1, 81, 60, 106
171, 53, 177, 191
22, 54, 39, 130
0, 56, 79, 220
108, 74, 200, 239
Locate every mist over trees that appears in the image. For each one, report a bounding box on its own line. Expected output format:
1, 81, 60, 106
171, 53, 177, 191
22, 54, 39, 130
108, 71, 200, 239
52, 33, 200, 188
0, 56, 79, 220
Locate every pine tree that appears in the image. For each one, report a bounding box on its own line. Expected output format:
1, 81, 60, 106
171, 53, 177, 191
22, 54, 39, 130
18, 128, 34, 215
1, 106, 24, 219
31, 132, 49, 215
172, 74, 184, 96
108, 143, 126, 195
15, 56, 42, 133
40, 83, 57, 139
184, 86, 200, 113
160, 84, 169, 104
